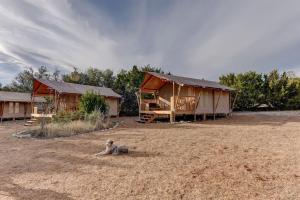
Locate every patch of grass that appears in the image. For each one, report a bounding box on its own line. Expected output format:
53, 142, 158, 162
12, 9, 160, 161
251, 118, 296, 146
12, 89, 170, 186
30, 111, 114, 138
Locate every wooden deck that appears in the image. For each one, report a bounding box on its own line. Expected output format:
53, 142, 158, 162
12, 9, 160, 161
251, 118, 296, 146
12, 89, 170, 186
31, 113, 55, 118
140, 110, 171, 115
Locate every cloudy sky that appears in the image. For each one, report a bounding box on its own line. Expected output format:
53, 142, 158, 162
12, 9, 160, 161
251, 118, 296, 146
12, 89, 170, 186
1, 0, 300, 85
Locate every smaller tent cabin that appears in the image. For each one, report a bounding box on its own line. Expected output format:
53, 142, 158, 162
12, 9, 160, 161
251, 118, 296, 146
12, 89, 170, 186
0, 91, 45, 122
32, 79, 121, 117
138, 72, 235, 123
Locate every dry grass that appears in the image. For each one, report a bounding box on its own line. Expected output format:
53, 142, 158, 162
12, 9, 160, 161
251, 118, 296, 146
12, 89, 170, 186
25, 118, 113, 138
0, 113, 299, 199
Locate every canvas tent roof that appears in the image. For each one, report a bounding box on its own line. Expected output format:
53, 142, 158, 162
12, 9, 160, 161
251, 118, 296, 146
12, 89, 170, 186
33, 79, 121, 98
141, 72, 234, 92
0, 91, 45, 102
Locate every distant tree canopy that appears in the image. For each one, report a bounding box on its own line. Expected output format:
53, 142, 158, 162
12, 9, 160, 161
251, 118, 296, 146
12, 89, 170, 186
0, 66, 60, 92
220, 70, 300, 111
1, 65, 299, 114
62, 67, 115, 88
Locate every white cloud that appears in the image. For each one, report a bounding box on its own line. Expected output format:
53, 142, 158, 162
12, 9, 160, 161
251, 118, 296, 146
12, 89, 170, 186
0, 0, 300, 84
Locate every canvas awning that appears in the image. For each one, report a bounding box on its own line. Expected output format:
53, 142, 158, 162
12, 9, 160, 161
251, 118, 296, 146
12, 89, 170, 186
140, 72, 234, 92
33, 79, 121, 98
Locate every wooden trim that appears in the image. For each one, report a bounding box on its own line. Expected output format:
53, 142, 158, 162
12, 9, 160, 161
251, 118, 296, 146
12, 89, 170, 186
158, 96, 170, 106
214, 90, 222, 112
195, 90, 202, 111
33, 81, 42, 95
158, 81, 168, 90
194, 90, 201, 121
231, 91, 238, 112
140, 74, 153, 89
175, 85, 182, 109
141, 110, 171, 115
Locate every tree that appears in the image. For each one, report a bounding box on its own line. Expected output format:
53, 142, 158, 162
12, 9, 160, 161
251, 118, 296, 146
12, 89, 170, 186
113, 65, 164, 115
264, 70, 299, 109
79, 91, 108, 114
62, 67, 88, 84
219, 73, 236, 87
53, 69, 61, 81
219, 69, 300, 111
10, 67, 35, 92
63, 67, 116, 88
35, 66, 50, 79
101, 69, 115, 88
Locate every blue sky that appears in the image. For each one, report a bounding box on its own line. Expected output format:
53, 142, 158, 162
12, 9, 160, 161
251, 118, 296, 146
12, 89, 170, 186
1, 0, 300, 85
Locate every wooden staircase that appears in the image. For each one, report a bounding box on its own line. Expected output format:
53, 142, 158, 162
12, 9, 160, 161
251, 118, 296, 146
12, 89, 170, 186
24, 118, 38, 126
138, 113, 156, 123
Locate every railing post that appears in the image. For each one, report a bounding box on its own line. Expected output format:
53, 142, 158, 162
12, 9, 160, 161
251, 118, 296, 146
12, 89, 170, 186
170, 96, 175, 123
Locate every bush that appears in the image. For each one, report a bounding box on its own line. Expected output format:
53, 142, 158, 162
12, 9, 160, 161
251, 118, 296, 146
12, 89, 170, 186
79, 91, 108, 114
52, 110, 85, 123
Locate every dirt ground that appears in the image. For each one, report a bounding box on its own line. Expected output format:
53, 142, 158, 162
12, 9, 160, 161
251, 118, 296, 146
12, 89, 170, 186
0, 112, 299, 200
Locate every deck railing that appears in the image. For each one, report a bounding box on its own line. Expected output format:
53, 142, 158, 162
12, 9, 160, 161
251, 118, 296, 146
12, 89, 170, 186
175, 96, 196, 111
141, 95, 196, 112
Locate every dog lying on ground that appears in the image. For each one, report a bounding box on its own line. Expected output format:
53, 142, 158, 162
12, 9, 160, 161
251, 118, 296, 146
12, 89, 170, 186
96, 139, 128, 156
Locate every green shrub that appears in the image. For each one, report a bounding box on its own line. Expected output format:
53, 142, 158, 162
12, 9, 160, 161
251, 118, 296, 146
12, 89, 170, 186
79, 91, 108, 114
52, 110, 85, 123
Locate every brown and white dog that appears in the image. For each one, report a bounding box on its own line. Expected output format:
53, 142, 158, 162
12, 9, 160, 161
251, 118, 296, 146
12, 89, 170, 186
96, 139, 128, 156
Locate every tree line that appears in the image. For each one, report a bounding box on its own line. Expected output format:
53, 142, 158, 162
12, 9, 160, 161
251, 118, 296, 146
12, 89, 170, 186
0, 66, 299, 114
0, 65, 163, 115
219, 70, 300, 110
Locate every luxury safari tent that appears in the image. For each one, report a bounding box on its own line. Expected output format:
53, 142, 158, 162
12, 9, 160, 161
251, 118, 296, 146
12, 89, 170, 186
0, 91, 45, 122
32, 79, 121, 117
138, 72, 235, 123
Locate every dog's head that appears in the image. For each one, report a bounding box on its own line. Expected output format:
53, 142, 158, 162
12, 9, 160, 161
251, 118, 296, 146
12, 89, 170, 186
106, 139, 113, 147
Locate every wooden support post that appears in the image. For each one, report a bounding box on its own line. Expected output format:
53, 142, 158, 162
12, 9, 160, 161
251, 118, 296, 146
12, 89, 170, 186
213, 90, 222, 120
175, 85, 182, 108
24, 103, 26, 122
213, 89, 215, 120
31, 95, 34, 114
139, 90, 142, 119
214, 90, 222, 115
13, 102, 15, 122
229, 91, 231, 114
170, 82, 175, 123
231, 91, 238, 114
0, 102, 3, 123
194, 90, 201, 121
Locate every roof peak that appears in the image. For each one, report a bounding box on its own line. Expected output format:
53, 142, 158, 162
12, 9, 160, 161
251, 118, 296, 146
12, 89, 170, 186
145, 71, 234, 91
36, 78, 110, 89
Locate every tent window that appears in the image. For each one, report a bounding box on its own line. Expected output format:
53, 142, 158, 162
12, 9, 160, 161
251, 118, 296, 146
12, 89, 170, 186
15, 103, 19, 113
9, 102, 14, 114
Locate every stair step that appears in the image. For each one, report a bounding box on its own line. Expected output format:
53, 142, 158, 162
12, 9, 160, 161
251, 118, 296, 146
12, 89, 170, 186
141, 117, 148, 119
139, 114, 156, 123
